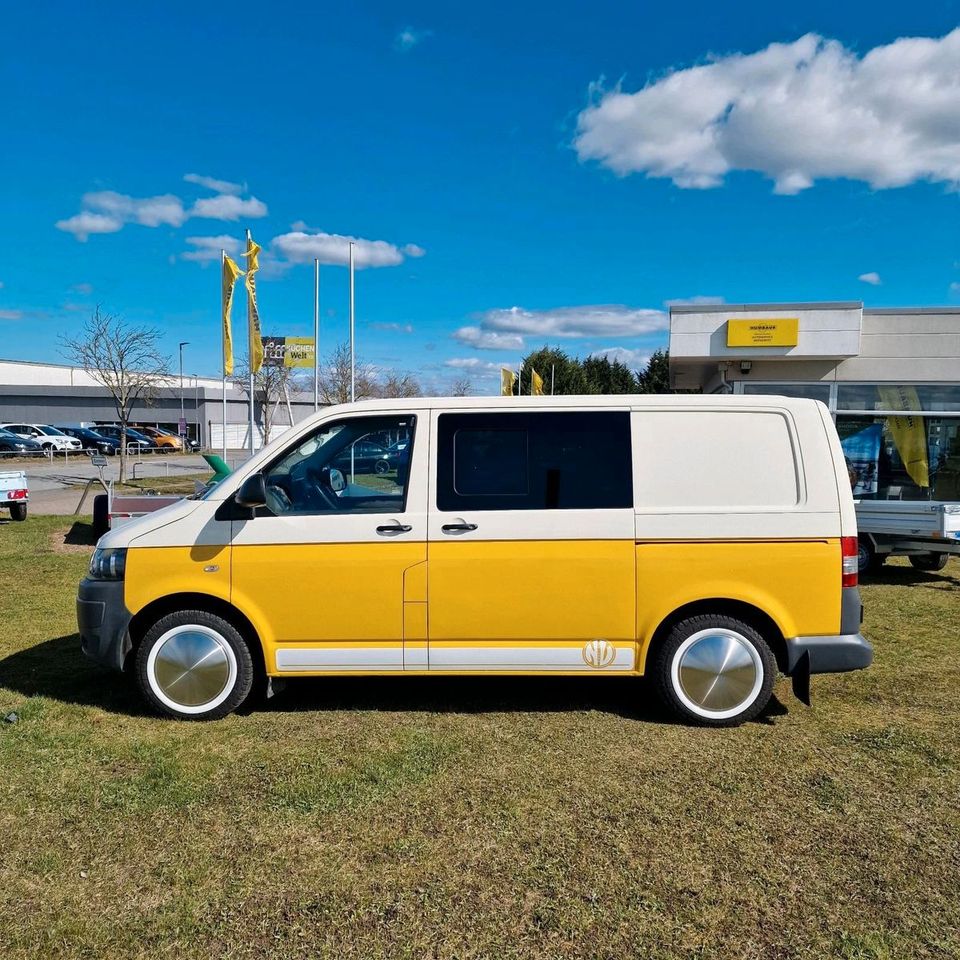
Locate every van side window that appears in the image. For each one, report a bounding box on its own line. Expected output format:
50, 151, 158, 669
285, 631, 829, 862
437, 412, 632, 511
261, 415, 415, 515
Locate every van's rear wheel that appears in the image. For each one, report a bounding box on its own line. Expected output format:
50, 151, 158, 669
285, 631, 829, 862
135, 610, 253, 720
652, 614, 776, 727
9, 502, 27, 521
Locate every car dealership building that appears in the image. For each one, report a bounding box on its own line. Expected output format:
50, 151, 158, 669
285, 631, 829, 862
669, 302, 960, 502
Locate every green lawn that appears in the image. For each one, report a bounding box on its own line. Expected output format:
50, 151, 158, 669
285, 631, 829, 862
1, 516, 958, 959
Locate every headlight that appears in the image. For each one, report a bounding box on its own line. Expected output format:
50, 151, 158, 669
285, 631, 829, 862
89, 547, 127, 581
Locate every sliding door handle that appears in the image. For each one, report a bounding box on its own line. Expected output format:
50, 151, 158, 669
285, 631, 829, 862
441, 521, 478, 534
376, 521, 412, 535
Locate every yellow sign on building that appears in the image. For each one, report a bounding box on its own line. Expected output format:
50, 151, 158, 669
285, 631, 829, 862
726, 318, 799, 347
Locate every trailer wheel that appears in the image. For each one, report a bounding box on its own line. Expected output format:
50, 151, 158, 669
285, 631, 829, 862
909, 552, 949, 572
92, 494, 109, 539
857, 536, 885, 575
10, 502, 27, 521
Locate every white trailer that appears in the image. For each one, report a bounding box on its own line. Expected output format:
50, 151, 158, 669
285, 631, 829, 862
0, 470, 29, 521
855, 499, 960, 573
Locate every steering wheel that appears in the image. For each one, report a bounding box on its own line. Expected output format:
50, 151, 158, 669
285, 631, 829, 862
306, 466, 343, 511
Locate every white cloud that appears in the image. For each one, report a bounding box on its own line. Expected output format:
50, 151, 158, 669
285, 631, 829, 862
443, 357, 510, 374
590, 347, 651, 369
181, 235, 243, 263
452, 326, 526, 351
370, 322, 414, 333
472, 304, 668, 339
191, 193, 268, 221
0, 309, 23, 321
83, 190, 187, 227
859, 271, 882, 285
271, 230, 423, 269
395, 27, 431, 52
950, 281, 960, 294
69, 282, 94, 295
55, 211, 124, 241
402, 243, 426, 258
183, 173, 244, 195
575, 30, 960, 194
665, 295, 726, 306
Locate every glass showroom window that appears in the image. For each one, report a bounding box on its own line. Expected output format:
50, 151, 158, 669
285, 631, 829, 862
740, 383, 832, 404
836, 383, 960, 413
836, 414, 960, 502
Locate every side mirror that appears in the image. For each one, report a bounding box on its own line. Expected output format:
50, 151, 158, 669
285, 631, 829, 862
235, 472, 267, 509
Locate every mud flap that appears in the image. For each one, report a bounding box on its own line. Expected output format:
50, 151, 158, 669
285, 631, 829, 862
791, 650, 811, 706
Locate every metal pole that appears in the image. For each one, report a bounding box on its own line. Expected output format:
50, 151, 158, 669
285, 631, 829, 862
313, 258, 321, 410
221, 249, 227, 459
194, 376, 200, 449
349, 241, 355, 403
178, 341, 188, 425
246, 228, 255, 454
551, 364, 555, 396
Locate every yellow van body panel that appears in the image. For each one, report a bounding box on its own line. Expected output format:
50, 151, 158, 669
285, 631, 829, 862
635, 539, 841, 672
125, 545, 231, 614
231, 541, 427, 660
427, 539, 635, 644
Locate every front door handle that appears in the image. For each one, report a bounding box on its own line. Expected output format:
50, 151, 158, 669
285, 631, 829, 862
376, 520, 412, 535
441, 521, 478, 534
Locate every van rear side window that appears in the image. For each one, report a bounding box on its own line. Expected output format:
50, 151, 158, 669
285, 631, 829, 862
437, 411, 632, 511
634, 410, 800, 509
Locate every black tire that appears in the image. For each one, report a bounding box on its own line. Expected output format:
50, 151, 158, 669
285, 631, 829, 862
135, 609, 254, 720
92, 494, 109, 539
651, 614, 777, 727
10, 502, 27, 521
858, 536, 885, 575
374, 459, 389, 475
910, 552, 949, 572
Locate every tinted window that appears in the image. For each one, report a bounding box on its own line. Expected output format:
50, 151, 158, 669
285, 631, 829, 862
437, 411, 632, 511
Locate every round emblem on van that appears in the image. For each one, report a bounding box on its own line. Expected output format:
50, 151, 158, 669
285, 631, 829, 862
582, 638, 616, 669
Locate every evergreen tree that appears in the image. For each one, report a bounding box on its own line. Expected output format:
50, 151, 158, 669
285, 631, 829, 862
635, 349, 671, 394
517, 346, 587, 395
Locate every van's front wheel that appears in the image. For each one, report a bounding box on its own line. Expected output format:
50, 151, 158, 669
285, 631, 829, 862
135, 610, 254, 720
652, 614, 776, 727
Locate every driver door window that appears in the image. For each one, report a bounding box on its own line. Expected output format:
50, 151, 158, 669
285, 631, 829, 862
261, 415, 415, 515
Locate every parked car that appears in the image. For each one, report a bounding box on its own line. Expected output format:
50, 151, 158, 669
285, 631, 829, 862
332, 439, 399, 476
133, 426, 183, 452
0, 428, 44, 456
56, 425, 123, 456
78, 395, 871, 723
92, 424, 157, 453
0, 423, 82, 452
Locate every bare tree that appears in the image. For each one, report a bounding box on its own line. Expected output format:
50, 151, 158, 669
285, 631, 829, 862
318, 343, 379, 404
451, 377, 472, 397
377, 372, 422, 399
233, 360, 296, 447
61, 307, 169, 482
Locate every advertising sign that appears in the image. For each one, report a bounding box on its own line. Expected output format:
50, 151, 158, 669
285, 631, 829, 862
840, 423, 882, 496
263, 336, 316, 369
726, 318, 799, 347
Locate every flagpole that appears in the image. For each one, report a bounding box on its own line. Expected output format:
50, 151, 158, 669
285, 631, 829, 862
313, 257, 320, 412
246, 228, 255, 455
221, 249, 228, 459
349, 241, 355, 403
551, 364, 555, 396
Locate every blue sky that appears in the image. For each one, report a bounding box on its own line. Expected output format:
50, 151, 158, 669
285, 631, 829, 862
1, 2, 959, 391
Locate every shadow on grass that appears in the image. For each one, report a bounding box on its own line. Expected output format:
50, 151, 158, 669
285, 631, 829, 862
861, 566, 959, 589
63, 521, 98, 546
0, 635, 792, 726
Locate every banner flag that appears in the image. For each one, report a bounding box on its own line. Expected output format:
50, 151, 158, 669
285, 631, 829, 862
245, 236, 263, 373
531, 368, 544, 396
878, 386, 930, 487
500, 367, 516, 397
221, 254, 243, 377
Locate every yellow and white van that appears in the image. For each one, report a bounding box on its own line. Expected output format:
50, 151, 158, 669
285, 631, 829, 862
77, 396, 871, 726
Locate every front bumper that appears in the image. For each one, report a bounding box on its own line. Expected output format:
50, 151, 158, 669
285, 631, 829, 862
77, 577, 132, 672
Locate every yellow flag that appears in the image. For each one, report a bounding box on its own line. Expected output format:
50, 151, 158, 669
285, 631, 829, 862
531, 368, 544, 396
221, 254, 243, 377
244, 235, 263, 373
878, 386, 929, 487
500, 367, 516, 397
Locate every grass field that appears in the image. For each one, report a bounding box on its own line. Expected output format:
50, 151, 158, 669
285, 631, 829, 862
1, 516, 958, 959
